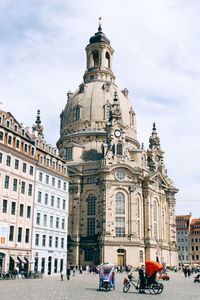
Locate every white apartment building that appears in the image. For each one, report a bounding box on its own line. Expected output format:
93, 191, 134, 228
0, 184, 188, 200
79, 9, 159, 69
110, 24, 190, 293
31, 111, 69, 275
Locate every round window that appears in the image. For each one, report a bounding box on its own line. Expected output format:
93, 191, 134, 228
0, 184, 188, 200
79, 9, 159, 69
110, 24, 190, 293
116, 169, 126, 181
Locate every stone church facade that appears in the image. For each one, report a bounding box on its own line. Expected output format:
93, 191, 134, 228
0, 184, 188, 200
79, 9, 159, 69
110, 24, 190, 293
57, 24, 178, 267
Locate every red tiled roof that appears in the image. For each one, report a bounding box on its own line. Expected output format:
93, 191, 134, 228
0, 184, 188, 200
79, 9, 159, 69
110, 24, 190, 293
190, 218, 200, 225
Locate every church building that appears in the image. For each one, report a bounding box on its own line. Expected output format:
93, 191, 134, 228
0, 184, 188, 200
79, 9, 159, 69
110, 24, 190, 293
57, 23, 178, 267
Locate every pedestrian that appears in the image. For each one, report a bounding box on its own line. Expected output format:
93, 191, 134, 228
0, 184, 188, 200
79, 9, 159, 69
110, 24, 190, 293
60, 271, 64, 281
66, 266, 71, 280
138, 264, 146, 293
73, 266, 76, 277
79, 266, 83, 274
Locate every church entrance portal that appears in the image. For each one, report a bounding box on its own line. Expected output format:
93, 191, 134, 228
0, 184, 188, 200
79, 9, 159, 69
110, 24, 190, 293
117, 249, 126, 266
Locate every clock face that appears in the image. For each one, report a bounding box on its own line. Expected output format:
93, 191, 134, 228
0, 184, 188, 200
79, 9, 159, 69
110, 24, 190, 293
115, 129, 121, 138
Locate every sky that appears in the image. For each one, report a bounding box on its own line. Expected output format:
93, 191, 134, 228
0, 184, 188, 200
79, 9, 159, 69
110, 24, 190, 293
0, 0, 200, 217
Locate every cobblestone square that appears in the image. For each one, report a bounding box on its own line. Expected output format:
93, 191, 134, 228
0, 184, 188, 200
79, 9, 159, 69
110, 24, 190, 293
0, 271, 200, 300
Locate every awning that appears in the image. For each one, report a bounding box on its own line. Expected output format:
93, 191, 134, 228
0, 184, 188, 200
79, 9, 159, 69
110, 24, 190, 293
17, 255, 26, 263
10, 255, 18, 263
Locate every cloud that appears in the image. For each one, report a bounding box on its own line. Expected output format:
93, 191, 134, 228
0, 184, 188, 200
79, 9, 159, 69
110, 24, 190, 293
0, 0, 200, 216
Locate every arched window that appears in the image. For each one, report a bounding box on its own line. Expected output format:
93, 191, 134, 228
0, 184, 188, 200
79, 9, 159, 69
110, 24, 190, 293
115, 192, 125, 214
87, 194, 96, 215
117, 143, 123, 155
105, 52, 110, 68
73, 106, 81, 121
92, 50, 99, 67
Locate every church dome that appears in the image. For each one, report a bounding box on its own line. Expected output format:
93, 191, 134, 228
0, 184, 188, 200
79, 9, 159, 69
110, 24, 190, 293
60, 80, 136, 138
89, 26, 110, 45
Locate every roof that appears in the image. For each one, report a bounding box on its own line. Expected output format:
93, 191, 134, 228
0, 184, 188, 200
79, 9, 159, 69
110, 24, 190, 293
176, 215, 191, 220
191, 218, 200, 225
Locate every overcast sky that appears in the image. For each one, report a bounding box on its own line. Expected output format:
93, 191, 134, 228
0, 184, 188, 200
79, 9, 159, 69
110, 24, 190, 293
0, 0, 200, 217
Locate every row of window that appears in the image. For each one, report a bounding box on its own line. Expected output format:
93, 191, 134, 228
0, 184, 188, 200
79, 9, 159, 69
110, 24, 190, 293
38, 156, 66, 174
37, 192, 66, 210
9, 226, 30, 243
0, 153, 34, 175
35, 234, 65, 249
179, 255, 189, 261
191, 246, 199, 251
36, 213, 66, 230
2, 199, 31, 218
38, 172, 67, 190
192, 255, 199, 261
178, 246, 188, 251
0, 131, 35, 155
191, 238, 200, 242
177, 231, 188, 235
178, 238, 188, 242
3, 175, 33, 195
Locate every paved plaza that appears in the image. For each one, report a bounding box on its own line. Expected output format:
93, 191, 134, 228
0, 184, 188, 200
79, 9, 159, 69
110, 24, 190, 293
0, 271, 200, 300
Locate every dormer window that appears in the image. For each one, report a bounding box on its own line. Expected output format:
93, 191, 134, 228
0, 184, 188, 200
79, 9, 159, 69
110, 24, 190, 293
22, 129, 25, 136
73, 106, 81, 121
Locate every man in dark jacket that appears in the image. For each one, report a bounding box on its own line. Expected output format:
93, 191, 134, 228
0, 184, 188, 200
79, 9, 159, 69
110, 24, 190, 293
138, 264, 146, 293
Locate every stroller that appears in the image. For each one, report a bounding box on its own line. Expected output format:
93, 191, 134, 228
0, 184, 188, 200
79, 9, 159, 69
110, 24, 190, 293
98, 263, 115, 291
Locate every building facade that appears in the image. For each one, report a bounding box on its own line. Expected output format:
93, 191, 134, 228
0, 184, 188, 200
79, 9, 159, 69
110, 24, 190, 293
190, 218, 200, 265
0, 110, 36, 273
57, 25, 178, 267
176, 214, 191, 266
0, 110, 69, 275
31, 112, 69, 275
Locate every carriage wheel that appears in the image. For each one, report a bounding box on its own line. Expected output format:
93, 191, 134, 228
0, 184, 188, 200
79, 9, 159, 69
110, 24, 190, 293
123, 283, 131, 293
149, 283, 164, 294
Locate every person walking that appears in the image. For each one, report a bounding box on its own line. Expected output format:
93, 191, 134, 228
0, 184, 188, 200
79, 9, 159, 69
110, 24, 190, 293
73, 266, 76, 277
66, 266, 71, 280
60, 271, 64, 281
